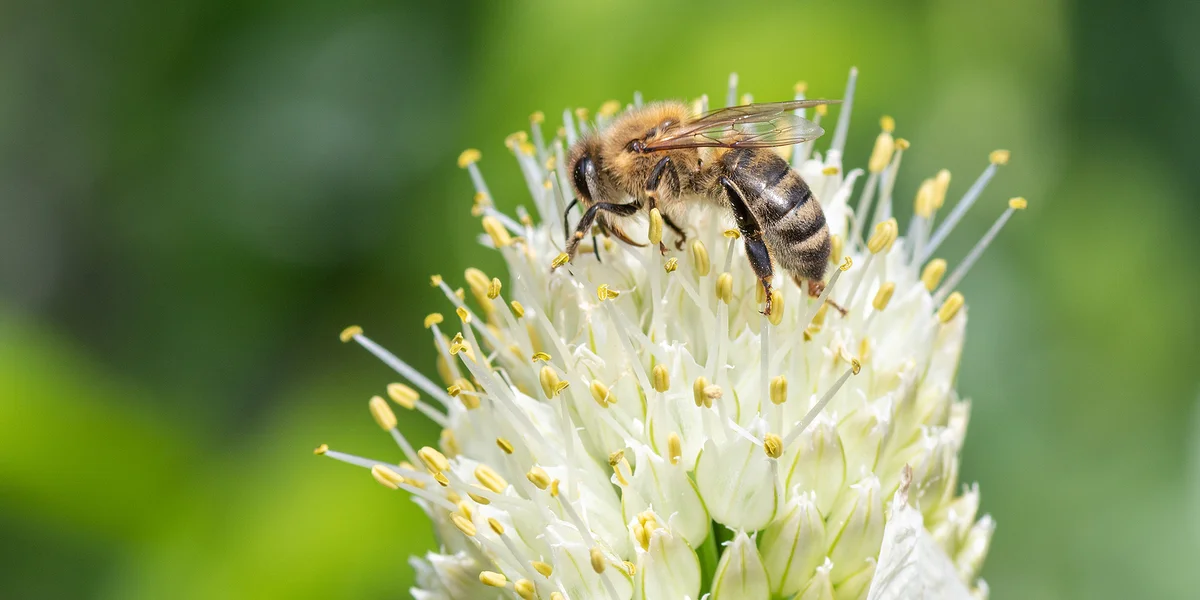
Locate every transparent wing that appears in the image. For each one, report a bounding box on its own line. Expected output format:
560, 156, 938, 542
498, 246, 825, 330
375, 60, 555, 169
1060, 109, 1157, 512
642, 99, 840, 151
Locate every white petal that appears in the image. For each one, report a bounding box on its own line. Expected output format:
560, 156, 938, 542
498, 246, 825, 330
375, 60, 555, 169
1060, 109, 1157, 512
760, 491, 825, 597
695, 432, 778, 531
866, 488, 972, 600
635, 515, 701, 600
826, 475, 885, 584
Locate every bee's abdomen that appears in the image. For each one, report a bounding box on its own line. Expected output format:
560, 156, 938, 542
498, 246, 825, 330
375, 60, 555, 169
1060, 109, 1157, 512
725, 149, 830, 280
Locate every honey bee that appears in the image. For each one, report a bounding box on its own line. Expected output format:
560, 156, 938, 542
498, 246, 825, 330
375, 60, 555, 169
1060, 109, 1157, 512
564, 98, 841, 315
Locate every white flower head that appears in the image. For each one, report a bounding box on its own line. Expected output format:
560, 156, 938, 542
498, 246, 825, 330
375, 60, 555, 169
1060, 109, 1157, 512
319, 69, 1022, 600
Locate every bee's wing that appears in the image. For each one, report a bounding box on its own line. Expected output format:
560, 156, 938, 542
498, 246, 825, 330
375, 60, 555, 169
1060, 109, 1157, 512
642, 100, 840, 151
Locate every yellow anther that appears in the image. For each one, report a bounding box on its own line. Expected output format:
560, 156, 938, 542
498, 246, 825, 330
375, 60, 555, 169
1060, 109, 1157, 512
313, 443, 328, 455
482, 216, 513, 248
510, 300, 525, 318
989, 149, 1010, 165
921, 259, 947, 291
550, 252, 570, 270
532, 561, 554, 578
764, 433, 784, 459
934, 169, 952, 209
433, 472, 450, 487
596, 284, 620, 301
599, 99, 622, 118
608, 450, 625, 467
1009, 196, 1028, 210
811, 303, 830, 329
664, 257, 679, 273
468, 492, 490, 505
770, 375, 788, 405
574, 107, 590, 121
473, 191, 491, 207
455, 306, 471, 323
667, 433, 682, 465
822, 165, 839, 175
914, 178, 937, 218
487, 277, 502, 299
387, 383, 418, 410
830, 234, 843, 265
453, 378, 475, 396
872, 282, 896, 311
430, 274, 443, 287
590, 547, 607, 574
553, 380, 569, 395
487, 517, 505, 535
815, 104, 829, 116
895, 138, 911, 150
840, 256, 853, 271
371, 465, 403, 490
851, 358, 862, 375
369, 396, 397, 431
339, 325, 362, 343
715, 272, 734, 304
454, 287, 465, 301
504, 131, 528, 150
794, 81, 808, 94
768, 289, 785, 326
652, 364, 670, 393
526, 466, 551, 490
517, 140, 536, 156
692, 376, 709, 407
648, 208, 664, 245
451, 513, 476, 537
880, 115, 896, 133
740, 93, 753, 105
458, 393, 480, 410
549, 478, 561, 497
551, 593, 565, 600
867, 218, 899, 254
691, 240, 711, 276
464, 267, 490, 299
530, 111, 545, 124
539, 366, 560, 398
479, 571, 507, 588
755, 281, 766, 304
418, 446, 450, 473
457, 149, 481, 168
441, 428, 460, 457
938, 292, 965, 323
623, 561, 637, 576
869, 131, 896, 173
590, 380, 613, 407
531, 351, 551, 363
423, 313, 444, 329
723, 228, 741, 239
514, 579, 535, 600
496, 437, 514, 454
474, 464, 507, 493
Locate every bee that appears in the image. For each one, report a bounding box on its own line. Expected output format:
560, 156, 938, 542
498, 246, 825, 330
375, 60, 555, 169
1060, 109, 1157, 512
564, 98, 841, 315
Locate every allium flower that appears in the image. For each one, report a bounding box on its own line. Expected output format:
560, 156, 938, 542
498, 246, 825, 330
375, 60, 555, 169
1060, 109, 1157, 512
318, 69, 1021, 600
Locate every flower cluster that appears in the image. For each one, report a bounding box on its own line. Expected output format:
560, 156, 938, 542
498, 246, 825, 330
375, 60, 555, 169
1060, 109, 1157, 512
318, 69, 1021, 599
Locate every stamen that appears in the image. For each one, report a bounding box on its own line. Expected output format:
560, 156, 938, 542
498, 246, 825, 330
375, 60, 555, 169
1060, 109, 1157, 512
763, 433, 784, 459
715, 272, 734, 304
803, 257, 851, 326
667, 433, 682, 465
351, 332, 455, 409
339, 325, 362, 342
938, 292, 966, 323
648, 208, 664, 245
664, 257, 678, 273
480, 571, 507, 588
418, 446, 451, 473
843, 219, 897, 308
921, 259, 948, 291
690, 240, 711, 276
652, 364, 670, 393
514, 579, 536, 600
496, 437, 514, 454
532, 561, 554, 578
917, 151, 1009, 265
590, 379, 615, 407
828, 67, 858, 162
726, 72, 738, 108
770, 375, 788, 405
783, 360, 861, 446
934, 197, 1027, 304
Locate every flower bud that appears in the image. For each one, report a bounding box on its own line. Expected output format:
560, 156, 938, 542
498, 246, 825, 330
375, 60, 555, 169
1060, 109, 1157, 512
711, 530, 769, 600
622, 444, 709, 546
796, 558, 834, 600
761, 492, 825, 597
825, 475, 884, 584
695, 431, 778, 531
633, 510, 701, 600
784, 417, 846, 515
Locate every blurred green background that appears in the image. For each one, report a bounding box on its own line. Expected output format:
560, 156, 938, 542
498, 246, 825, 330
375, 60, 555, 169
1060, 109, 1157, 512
3, 0, 1199, 598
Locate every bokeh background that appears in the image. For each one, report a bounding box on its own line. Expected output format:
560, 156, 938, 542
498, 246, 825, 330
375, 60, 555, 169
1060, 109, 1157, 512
3, 0, 1199, 598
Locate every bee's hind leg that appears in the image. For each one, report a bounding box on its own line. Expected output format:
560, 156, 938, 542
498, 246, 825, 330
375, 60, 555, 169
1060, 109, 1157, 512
719, 175, 775, 316
798, 277, 848, 317
661, 213, 688, 250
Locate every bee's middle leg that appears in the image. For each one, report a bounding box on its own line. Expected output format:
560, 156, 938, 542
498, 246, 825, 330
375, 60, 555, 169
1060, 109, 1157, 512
566, 202, 640, 261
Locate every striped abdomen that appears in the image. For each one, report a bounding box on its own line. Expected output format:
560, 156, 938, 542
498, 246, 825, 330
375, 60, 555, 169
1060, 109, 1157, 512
722, 148, 830, 280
